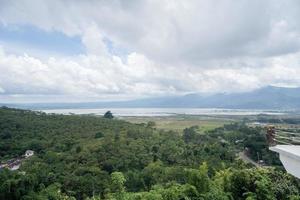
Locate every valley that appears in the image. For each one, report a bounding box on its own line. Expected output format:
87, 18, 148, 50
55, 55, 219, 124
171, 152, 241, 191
1, 107, 300, 199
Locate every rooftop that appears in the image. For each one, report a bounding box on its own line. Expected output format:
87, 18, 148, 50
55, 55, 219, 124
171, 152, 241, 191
270, 145, 300, 179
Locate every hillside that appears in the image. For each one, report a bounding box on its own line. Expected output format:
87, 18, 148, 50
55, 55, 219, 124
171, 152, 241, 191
0, 107, 299, 199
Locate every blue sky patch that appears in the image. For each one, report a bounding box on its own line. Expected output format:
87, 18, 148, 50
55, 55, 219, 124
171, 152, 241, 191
0, 24, 85, 56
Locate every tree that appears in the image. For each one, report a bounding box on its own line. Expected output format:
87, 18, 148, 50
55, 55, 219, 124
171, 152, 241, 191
111, 172, 126, 193
186, 162, 210, 194
183, 126, 198, 143
147, 121, 156, 128
104, 111, 114, 119
109, 172, 126, 200
76, 146, 82, 153
95, 132, 104, 138
0, 129, 12, 139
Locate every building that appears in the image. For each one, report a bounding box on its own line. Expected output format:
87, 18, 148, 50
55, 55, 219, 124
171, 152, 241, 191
0, 159, 21, 171
24, 150, 34, 158
266, 126, 300, 179
8, 159, 21, 171
0, 150, 35, 171
270, 145, 300, 179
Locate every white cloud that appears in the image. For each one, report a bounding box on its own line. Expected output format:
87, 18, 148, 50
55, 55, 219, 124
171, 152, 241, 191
1, 0, 300, 62
1, 45, 300, 102
81, 25, 108, 56
0, 47, 181, 101
1, 1, 300, 102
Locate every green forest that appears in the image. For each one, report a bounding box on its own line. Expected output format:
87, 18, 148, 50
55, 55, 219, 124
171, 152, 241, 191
0, 107, 299, 200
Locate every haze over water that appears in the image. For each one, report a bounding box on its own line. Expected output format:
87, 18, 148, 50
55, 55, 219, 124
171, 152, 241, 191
41, 108, 286, 117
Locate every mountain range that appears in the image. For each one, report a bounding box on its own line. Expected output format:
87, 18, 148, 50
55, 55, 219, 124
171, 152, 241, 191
2, 86, 300, 110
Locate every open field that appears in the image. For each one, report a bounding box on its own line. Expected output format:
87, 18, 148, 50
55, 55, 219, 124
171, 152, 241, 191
122, 113, 300, 134
122, 115, 235, 132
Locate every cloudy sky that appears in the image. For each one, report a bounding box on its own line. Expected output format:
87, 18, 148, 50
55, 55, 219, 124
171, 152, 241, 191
1, 0, 300, 103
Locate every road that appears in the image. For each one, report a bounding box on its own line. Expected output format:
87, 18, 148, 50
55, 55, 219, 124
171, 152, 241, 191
238, 151, 260, 167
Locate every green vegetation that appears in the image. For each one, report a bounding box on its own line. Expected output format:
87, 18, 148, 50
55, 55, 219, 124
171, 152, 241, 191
0, 107, 299, 200
104, 111, 114, 119
123, 115, 230, 132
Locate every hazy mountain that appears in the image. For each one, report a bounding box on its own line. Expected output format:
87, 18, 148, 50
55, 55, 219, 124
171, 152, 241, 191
3, 86, 300, 110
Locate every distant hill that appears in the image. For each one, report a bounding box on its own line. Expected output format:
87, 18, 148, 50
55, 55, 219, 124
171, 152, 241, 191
3, 86, 300, 110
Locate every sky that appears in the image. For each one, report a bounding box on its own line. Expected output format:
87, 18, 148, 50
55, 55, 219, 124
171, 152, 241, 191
1, 0, 300, 103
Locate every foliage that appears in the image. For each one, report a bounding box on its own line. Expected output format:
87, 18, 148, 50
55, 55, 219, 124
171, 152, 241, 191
146, 121, 156, 128
95, 132, 104, 139
104, 111, 114, 119
0, 107, 299, 200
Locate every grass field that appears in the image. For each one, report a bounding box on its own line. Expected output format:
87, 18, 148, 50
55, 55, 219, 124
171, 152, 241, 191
122, 115, 234, 132
122, 115, 300, 135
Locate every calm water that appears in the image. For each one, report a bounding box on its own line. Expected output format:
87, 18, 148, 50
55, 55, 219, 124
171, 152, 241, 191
41, 108, 286, 117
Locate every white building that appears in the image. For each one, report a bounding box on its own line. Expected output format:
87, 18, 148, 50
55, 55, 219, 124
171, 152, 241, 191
10, 163, 21, 171
270, 145, 300, 179
24, 150, 34, 158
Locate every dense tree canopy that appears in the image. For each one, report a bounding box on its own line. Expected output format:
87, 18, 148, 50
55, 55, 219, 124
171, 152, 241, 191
0, 107, 299, 199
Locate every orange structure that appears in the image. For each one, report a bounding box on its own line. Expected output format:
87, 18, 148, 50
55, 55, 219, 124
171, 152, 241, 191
266, 126, 276, 146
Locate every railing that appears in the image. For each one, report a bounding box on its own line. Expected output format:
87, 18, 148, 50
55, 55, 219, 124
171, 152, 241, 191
273, 129, 300, 145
